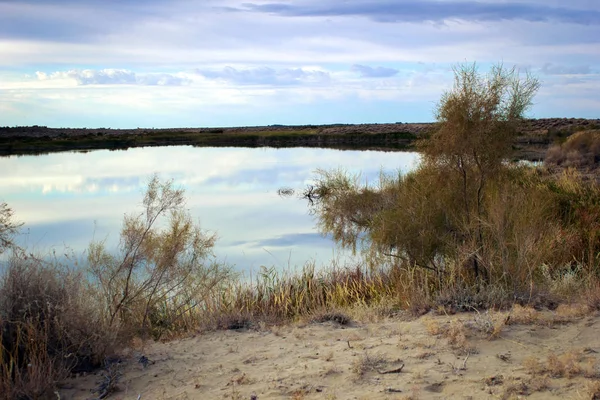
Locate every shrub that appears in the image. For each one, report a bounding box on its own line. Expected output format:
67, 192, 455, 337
0, 255, 110, 399
546, 130, 600, 169
304, 63, 600, 307
87, 175, 234, 339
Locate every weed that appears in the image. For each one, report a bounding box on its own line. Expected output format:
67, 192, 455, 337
351, 352, 387, 379
92, 360, 123, 399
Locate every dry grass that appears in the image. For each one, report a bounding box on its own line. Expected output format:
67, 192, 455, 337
506, 304, 541, 325
351, 352, 388, 379
523, 350, 596, 379
0, 256, 114, 400
546, 129, 600, 169
423, 318, 473, 354
501, 376, 551, 399
588, 380, 600, 399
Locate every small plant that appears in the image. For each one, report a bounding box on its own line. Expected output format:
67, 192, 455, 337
351, 352, 387, 379
523, 351, 587, 379
92, 360, 123, 399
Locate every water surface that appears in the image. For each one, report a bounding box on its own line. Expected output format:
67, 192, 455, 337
0, 147, 419, 272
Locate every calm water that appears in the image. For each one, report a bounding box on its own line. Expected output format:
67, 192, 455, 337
0, 147, 419, 273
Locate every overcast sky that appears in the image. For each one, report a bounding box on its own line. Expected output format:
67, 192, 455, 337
1, 0, 598, 128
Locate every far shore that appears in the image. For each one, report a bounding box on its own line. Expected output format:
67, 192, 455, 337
2, 118, 598, 159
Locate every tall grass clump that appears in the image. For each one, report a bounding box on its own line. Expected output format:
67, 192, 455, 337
205, 263, 403, 329
0, 255, 111, 399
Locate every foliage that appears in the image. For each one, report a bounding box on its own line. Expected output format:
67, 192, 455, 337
87, 174, 233, 338
422, 63, 540, 279
0, 255, 109, 399
546, 130, 600, 169
305, 62, 600, 302
0, 202, 21, 253
424, 63, 540, 173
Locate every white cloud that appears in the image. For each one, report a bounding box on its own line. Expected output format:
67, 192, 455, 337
195, 66, 330, 86
35, 69, 191, 86
0, 1, 598, 125
351, 64, 399, 78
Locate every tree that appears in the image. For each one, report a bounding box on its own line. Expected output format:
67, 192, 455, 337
305, 63, 541, 281
422, 63, 540, 279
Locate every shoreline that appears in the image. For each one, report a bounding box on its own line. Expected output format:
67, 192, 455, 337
2, 118, 598, 159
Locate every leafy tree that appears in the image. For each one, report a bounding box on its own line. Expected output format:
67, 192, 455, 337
422, 63, 540, 279
306, 63, 542, 283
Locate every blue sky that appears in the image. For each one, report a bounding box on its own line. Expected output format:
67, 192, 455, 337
0, 0, 598, 128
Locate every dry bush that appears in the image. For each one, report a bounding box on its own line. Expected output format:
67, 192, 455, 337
423, 318, 443, 336
0, 255, 112, 399
584, 282, 600, 311
554, 303, 589, 322
311, 310, 352, 325
423, 318, 471, 352
351, 352, 387, 379
501, 376, 550, 399
506, 304, 540, 325
466, 310, 507, 338
445, 320, 468, 350
0, 202, 22, 254
545, 130, 600, 169
87, 175, 234, 339
523, 351, 587, 379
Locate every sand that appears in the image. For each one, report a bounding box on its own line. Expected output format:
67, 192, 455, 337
59, 310, 600, 400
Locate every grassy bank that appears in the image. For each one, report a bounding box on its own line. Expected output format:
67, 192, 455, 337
0, 125, 420, 156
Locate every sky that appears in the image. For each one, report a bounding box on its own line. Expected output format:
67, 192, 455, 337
0, 0, 599, 128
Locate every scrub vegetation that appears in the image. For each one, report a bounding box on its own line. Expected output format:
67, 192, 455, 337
1, 63, 600, 398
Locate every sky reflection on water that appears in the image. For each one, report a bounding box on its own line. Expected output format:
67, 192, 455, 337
0, 147, 420, 273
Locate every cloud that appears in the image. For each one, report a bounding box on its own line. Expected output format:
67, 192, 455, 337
232, 1, 600, 25
36, 69, 190, 86
195, 66, 331, 85
541, 63, 592, 75
351, 64, 398, 78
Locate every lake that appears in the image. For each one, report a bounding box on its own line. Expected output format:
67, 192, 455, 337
0, 146, 420, 273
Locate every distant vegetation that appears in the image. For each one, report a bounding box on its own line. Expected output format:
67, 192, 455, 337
546, 129, 600, 170
1, 63, 600, 398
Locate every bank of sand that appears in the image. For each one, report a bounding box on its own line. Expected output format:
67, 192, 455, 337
60, 308, 600, 399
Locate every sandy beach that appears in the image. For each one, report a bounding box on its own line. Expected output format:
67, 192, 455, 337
59, 306, 600, 400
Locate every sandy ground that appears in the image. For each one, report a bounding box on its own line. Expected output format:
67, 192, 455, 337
59, 309, 600, 400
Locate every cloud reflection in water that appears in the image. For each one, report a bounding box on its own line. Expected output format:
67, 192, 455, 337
0, 147, 420, 272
